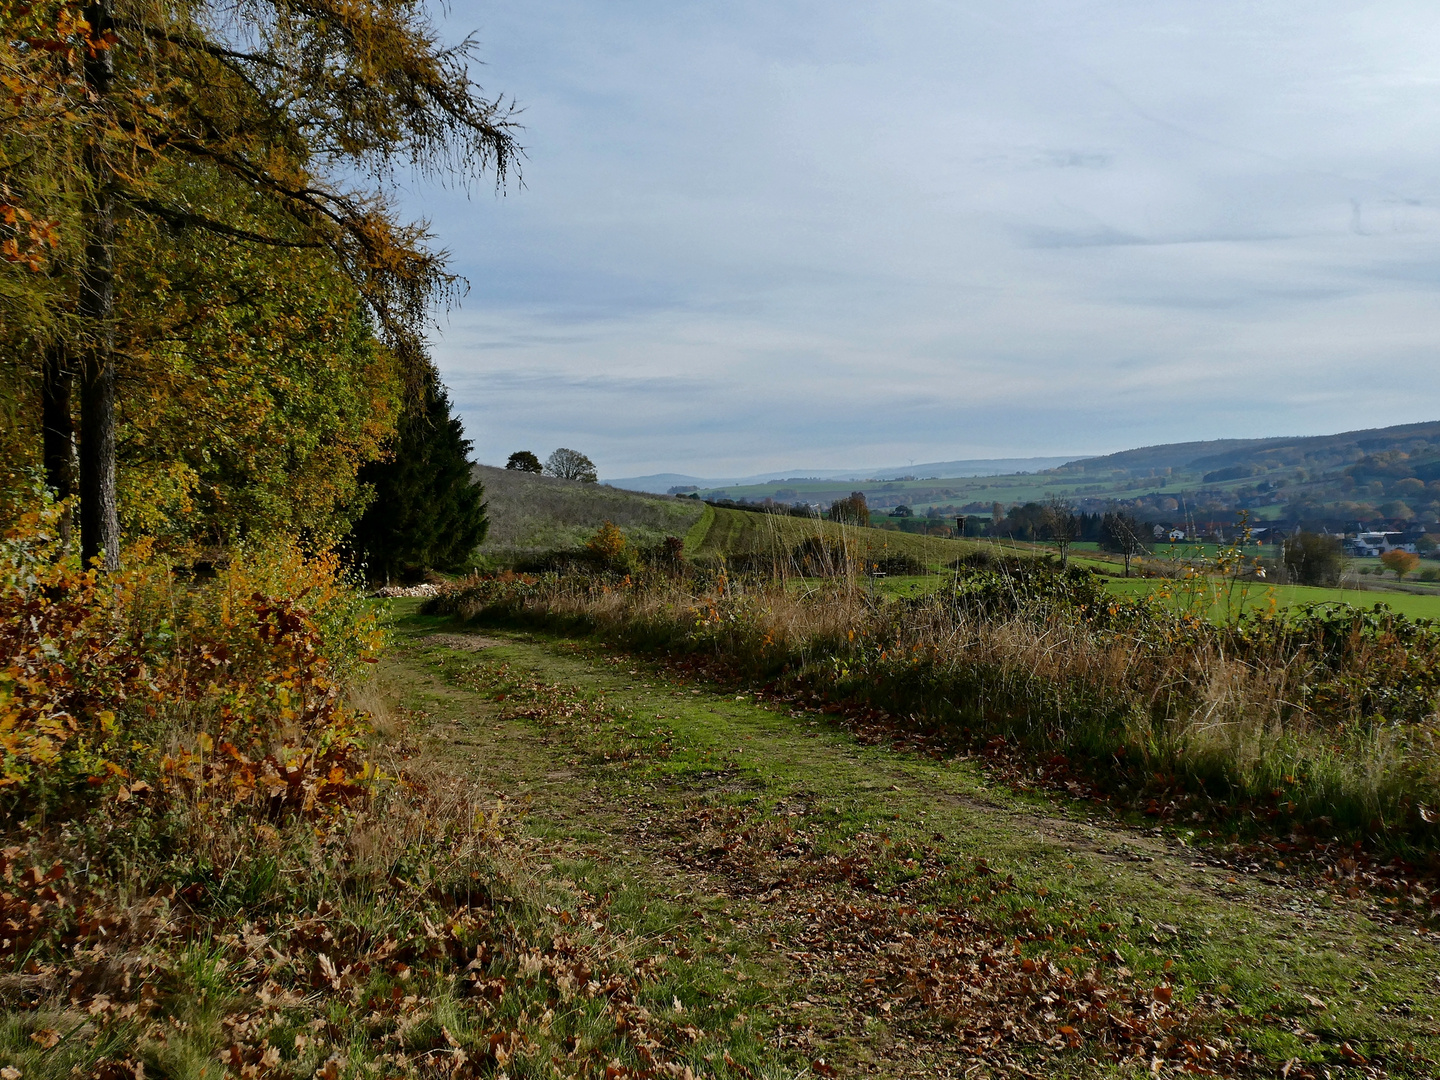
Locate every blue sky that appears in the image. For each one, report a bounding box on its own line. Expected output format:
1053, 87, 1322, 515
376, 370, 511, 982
401, 1, 1440, 478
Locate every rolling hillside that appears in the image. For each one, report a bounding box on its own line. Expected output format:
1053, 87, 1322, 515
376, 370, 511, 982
1056, 420, 1440, 480
680, 421, 1440, 531
474, 464, 704, 556
686, 505, 972, 566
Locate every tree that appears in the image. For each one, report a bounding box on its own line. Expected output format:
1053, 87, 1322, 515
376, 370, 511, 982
1282, 532, 1344, 586
506, 451, 542, 473
828, 491, 869, 526
545, 448, 597, 483
1381, 548, 1420, 582
348, 376, 487, 583
1099, 511, 1146, 577
1041, 495, 1078, 569
890, 504, 913, 518
3, 0, 519, 568
114, 199, 404, 546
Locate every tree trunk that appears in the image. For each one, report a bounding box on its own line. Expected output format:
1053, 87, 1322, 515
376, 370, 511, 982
78, 0, 120, 570
41, 343, 75, 547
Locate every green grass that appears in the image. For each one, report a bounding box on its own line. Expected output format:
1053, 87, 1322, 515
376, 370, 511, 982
1104, 576, 1440, 621
690, 505, 980, 565
475, 463, 705, 555
386, 605, 1440, 1076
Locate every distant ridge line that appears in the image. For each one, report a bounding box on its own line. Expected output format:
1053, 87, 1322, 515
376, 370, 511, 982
604, 457, 1080, 494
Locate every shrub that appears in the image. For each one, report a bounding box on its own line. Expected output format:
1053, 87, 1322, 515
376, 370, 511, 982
865, 551, 929, 576
641, 535, 687, 570
827, 491, 869, 526
0, 485, 384, 819
1282, 531, 1344, 586
587, 520, 627, 559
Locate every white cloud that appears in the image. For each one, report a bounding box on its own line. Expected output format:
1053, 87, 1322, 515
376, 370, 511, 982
404, 0, 1440, 476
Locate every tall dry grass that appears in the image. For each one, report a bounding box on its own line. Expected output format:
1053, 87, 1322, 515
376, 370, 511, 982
428, 551, 1440, 852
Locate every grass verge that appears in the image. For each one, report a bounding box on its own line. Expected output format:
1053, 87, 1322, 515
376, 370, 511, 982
385, 607, 1440, 1077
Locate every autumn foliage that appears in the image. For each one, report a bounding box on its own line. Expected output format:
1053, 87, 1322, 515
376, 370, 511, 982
426, 561, 1440, 852
0, 484, 384, 813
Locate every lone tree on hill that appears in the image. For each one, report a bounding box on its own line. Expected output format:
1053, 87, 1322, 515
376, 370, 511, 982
506, 451, 543, 473
1381, 548, 1421, 582
349, 377, 488, 583
545, 448, 598, 482
1099, 511, 1146, 577
1041, 495, 1079, 569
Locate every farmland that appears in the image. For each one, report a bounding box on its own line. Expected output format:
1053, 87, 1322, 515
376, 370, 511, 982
673, 419, 1440, 536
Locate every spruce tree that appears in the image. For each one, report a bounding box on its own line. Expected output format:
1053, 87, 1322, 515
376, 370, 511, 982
350, 378, 488, 583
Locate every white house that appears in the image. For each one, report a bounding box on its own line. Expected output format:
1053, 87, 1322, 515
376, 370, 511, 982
1345, 531, 1417, 557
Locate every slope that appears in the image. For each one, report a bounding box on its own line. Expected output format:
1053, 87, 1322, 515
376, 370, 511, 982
475, 463, 705, 555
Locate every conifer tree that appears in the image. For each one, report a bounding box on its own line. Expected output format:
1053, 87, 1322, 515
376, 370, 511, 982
349, 377, 487, 582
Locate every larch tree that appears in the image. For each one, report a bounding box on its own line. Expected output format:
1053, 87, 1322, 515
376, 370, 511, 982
1, 0, 519, 567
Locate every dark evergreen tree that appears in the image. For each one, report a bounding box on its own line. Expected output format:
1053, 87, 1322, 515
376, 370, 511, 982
349, 378, 488, 582
506, 450, 543, 473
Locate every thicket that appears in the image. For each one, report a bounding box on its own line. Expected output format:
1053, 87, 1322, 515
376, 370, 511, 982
425, 554, 1440, 858
1, 494, 754, 1078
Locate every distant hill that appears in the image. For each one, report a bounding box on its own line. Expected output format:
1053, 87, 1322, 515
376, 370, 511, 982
607, 456, 1078, 493
1057, 421, 1440, 479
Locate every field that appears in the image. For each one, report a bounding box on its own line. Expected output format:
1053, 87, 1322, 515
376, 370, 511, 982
693, 467, 1262, 518
687, 505, 971, 564
1105, 576, 1440, 621
402, 585, 1440, 1076
476, 463, 704, 556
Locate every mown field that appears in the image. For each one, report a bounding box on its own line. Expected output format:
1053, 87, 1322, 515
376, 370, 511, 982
686, 505, 972, 564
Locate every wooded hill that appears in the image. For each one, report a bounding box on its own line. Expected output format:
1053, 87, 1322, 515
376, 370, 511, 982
1057, 420, 1440, 481
685, 420, 1440, 530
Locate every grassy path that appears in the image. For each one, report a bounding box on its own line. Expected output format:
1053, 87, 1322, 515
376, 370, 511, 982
382, 605, 1440, 1077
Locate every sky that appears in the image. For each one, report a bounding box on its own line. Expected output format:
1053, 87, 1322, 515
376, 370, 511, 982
400, 1, 1440, 479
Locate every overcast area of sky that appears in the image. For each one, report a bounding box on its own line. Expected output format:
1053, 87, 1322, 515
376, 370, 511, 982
401, 1, 1440, 480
